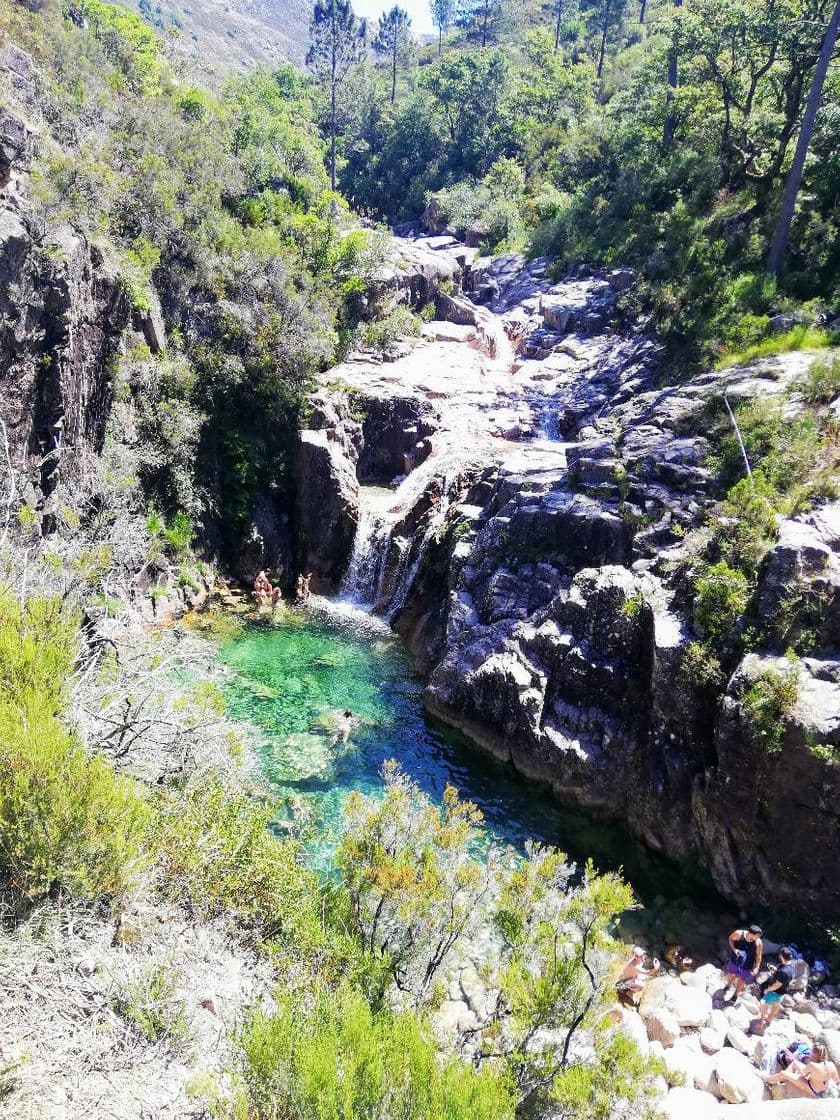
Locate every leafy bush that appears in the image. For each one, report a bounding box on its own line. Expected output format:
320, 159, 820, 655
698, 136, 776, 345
163, 510, 193, 556
693, 561, 749, 647
721, 325, 835, 367
156, 780, 353, 968
741, 661, 800, 754
362, 304, 421, 354
113, 964, 187, 1045
233, 983, 516, 1120
798, 355, 840, 406
0, 593, 150, 905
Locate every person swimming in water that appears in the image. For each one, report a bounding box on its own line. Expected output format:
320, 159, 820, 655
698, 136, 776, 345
331, 709, 353, 746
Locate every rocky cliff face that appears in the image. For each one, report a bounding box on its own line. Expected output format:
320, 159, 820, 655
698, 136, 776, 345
299, 233, 840, 918
0, 50, 129, 511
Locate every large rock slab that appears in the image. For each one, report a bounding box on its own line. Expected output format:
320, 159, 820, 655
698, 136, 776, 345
641, 975, 713, 1029
712, 1047, 765, 1105
295, 429, 359, 589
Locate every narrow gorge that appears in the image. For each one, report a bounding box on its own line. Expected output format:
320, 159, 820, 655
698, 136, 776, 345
291, 233, 840, 921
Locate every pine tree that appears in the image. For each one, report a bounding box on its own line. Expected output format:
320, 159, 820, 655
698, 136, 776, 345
457, 0, 512, 48
306, 0, 368, 189
430, 0, 455, 53
373, 6, 412, 103
583, 0, 629, 78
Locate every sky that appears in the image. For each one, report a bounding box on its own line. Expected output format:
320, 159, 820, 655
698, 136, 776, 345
353, 0, 437, 37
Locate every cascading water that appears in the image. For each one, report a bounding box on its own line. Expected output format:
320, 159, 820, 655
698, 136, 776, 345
340, 451, 473, 617
339, 487, 395, 608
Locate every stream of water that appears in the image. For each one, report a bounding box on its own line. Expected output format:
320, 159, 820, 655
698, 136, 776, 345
202, 599, 737, 953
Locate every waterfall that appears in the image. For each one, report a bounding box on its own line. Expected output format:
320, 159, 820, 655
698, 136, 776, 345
340, 452, 468, 616
339, 487, 394, 608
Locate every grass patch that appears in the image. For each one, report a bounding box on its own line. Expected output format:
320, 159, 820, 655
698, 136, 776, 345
719, 325, 835, 367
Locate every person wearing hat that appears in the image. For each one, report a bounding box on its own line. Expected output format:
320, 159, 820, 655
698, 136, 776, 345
615, 946, 660, 1007
725, 924, 763, 1000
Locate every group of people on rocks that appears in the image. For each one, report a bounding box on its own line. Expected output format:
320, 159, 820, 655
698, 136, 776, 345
616, 922, 839, 1099
252, 569, 312, 607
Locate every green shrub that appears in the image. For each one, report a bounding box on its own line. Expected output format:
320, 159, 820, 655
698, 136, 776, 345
717, 474, 781, 575
721, 324, 835, 367
233, 983, 516, 1120
797, 355, 840, 405
362, 304, 421, 354
163, 510, 193, 556
552, 1033, 665, 1120
693, 561, 750, 647
741, 661, 800, 754
0, 593, 150, 905
156, 781, 349, 965
680, 640, 724, 690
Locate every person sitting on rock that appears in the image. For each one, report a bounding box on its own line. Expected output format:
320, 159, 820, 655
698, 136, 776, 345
756, 946, 795, 1027
724, 924, 763, 1001
761, 1042, 839, 1098
615, 946, 660, 1008
295, 573, 306, 602
302, 572, 313, 601
253, 570, 272, 605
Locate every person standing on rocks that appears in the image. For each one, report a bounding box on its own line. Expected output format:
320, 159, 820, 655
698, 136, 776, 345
724, 924, 763, 1001
756, 946, 795, 1027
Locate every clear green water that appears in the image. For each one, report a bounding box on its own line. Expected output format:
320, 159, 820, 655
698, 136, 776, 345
211, 599, 727, 925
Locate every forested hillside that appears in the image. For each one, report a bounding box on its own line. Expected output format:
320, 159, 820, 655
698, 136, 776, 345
328, 0, 839, 361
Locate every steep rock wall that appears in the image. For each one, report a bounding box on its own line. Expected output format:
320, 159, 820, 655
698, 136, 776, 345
0, 90, 128, 507
302, 252, 840, 918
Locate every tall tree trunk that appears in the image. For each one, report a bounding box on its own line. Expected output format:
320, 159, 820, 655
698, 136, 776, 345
330, 81, 337, 190
767, 0, 840, 277
330, 19, 337, 190
391, 40, 397, 102
482, 0, 489, 46
554, 0, 563, 49
639, 0, 647, 21
662, 0, 682, 146
596, 0, 611, 78
438, 24, 442, 53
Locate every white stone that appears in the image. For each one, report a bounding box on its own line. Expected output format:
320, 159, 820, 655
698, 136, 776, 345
680, 971, 708, 989
712, 1047, 765, 1105
664, 1041, 717, 1096
822, 1029, 840, 1067
725, 1001, 755, 1033
662, 1086, 721, 1120
649, 1039, 666, 1062
641, 975, 713, 1029
693, 963, 727, 995
700, 1026, 725, 1054
727, 1024, 759, 1060
766, 1017, 797, 1044
615, 1007, 649, 1056
792, 1012, 822, 1039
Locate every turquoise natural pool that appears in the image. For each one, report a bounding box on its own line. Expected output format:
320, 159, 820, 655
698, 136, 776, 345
210, 598, 730, 935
